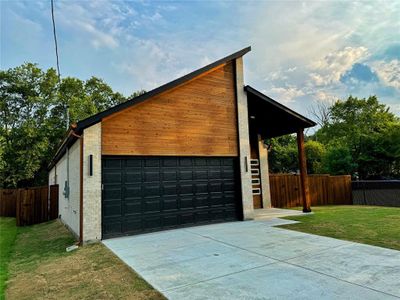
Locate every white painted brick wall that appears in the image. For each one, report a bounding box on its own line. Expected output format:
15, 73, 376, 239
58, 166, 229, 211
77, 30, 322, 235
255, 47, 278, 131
54, 140, 80, 237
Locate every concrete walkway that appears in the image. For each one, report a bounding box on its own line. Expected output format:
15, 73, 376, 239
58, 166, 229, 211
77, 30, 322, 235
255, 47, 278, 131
103, 219, 400, 300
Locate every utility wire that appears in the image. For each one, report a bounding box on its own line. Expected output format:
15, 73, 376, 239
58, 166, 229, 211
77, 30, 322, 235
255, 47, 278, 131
51, 0, 61, 80
51, 0, 69, 128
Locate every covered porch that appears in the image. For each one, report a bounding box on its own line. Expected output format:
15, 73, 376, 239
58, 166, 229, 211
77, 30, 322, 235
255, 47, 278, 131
244, 85, 316, 215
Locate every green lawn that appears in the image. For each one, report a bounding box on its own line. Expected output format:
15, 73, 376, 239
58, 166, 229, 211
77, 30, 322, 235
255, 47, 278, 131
1, 218, 164, 300
280, 205, 400, 251
0, 218, 18, 300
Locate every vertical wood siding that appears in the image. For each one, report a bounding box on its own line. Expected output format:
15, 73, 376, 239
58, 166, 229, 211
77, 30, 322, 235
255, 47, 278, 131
101, 62, 238, 156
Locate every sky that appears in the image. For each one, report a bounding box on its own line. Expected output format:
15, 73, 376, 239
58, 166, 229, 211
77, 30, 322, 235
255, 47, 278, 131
1, 0, 400, 118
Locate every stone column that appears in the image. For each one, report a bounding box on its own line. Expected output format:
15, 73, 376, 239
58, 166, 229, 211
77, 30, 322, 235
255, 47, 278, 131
82, 122, 102, 242
235, 57, 254, 220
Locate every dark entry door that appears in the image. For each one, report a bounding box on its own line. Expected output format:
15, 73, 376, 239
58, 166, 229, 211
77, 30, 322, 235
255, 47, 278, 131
102, 156, 241, 239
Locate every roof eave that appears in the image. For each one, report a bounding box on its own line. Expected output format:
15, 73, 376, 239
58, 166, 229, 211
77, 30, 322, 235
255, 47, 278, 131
245, 85, 317, 127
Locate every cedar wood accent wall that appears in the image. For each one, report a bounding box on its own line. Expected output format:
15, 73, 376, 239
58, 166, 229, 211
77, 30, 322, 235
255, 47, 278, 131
101, 62, 238, 156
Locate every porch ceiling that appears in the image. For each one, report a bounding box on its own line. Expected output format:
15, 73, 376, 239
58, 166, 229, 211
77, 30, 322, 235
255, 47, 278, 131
245, 85, 316, 138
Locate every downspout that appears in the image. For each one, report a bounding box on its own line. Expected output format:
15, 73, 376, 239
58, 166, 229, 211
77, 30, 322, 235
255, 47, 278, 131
79, 135, 84, 245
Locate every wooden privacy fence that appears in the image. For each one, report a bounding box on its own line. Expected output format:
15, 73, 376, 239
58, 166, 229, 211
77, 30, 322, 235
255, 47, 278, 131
0, 185, 59, 226
270, 174, 352, 208
0, 189, 18, 217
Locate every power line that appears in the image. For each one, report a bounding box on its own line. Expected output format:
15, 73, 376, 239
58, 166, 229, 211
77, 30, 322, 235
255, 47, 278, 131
51, 0, 61, 79
50, 0, 69, 128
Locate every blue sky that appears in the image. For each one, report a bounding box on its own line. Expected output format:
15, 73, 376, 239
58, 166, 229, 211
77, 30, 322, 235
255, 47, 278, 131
2, 0, 400, 117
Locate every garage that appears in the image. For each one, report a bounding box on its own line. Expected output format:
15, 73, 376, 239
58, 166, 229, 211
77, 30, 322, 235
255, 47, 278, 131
48, 47, 315, 244
102, 156, 241, 238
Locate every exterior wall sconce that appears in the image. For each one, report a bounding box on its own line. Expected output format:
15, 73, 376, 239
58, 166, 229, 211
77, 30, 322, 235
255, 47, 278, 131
89, 155, 93, 176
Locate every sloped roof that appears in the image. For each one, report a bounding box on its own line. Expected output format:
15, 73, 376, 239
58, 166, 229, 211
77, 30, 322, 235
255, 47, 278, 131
75, 46, 251, 132
49, 47, 251, 169
245, 85, 316, 138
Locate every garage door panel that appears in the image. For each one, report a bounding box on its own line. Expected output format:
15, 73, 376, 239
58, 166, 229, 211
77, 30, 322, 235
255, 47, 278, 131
103, 159, 122, 169
126, 159, 141, 167
125, 171, 142, 183
195, 195, 209, 207
103, 172, 122, 184
180, 196, 195, 209
195, 182, 208, 194
124, 201, 141, 215
209, 182, 223, 193
194, 170, 208, 180
144, 185, 160, 197
162, 170, 177, 181
181, 212, 195, 224
179, 157, 192, 166
144, 171, 160, 182
163, 197, 178, 211
162, 184, 179, 196
196, 211, 210, 223
103, 220, 122, 236
180, 183, 194, 195
103, 202, 122, 217
122, 219, 142, 233
102, 156, 240, 238
103, 187, 121, 200
143, 216, 162, 229
125, 185, 142, 198
179, 170, 193, 180
162, 158, 178, 167
144, 158, 160, 167
209, 170, 221, 179
163, 215, 179, 227
144, 198, 161, 212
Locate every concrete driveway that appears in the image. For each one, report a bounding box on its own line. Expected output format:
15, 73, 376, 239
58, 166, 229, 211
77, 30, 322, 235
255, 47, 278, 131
103, 219, 400, 299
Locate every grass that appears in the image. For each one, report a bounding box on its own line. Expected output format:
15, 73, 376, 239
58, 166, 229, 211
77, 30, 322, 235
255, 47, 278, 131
0, 218, 18, 300
2, 218, 165, 300
280, 205, 400, 251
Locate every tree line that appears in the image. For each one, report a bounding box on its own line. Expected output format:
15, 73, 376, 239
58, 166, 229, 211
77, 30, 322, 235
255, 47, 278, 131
269, 96, 400, 179
0, 63, 144, 188
1, 63, 399, 188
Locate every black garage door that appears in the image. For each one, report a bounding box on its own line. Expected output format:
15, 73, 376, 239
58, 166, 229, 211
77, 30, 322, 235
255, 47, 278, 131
102, 156, 241, 239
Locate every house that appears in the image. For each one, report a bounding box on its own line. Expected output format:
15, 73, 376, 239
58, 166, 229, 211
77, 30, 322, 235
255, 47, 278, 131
48, 47, 316, 243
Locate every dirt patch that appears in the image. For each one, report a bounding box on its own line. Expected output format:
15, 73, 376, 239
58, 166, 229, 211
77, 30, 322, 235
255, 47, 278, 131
6, 221, 164, 300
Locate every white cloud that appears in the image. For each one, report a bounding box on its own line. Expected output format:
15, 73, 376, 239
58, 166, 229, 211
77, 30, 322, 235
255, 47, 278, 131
269, 86, 305, 104
313, 91, 337, 104
309, 47, 369, 86
74, 20, 119, 49
372, 60, 400, 89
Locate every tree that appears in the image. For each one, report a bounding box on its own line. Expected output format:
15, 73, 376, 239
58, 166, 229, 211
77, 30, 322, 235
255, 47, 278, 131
323, 145, 358, 176
305, 140, 326, 174
0, 62, 143, 188
268, 135, 298, 173
313, 95, 400, 178
307, 100, 332, 128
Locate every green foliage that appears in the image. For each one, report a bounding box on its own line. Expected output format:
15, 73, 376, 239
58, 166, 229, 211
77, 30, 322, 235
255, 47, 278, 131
0, 63, 143, 188
268, 135, 298, 173
314, 95, 400, 179
268, 96, 399, 179
305, 140, 326, 174
322, 145, 357, 175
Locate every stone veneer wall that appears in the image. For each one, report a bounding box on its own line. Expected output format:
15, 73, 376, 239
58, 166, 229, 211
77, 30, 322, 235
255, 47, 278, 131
82, 122, 102, 242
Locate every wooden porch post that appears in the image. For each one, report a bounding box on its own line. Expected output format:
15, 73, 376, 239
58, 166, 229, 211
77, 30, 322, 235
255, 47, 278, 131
297, 129, 312, 212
